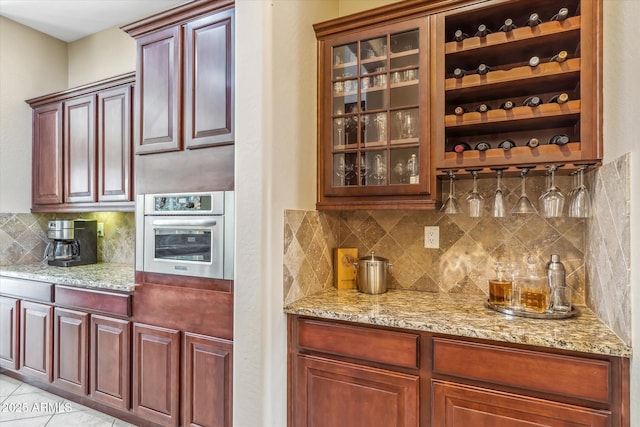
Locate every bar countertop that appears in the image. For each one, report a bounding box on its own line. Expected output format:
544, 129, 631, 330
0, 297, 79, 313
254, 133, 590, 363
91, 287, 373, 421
284, 289, 632, 358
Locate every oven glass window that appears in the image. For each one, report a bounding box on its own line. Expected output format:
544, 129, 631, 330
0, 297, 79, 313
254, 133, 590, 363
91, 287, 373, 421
154, 228, 212, 262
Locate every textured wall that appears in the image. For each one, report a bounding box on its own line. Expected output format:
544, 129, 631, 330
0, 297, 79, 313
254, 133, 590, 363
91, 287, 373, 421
0, 212, 135, 266
586, 153, 631, 345
284, 173, 586, 305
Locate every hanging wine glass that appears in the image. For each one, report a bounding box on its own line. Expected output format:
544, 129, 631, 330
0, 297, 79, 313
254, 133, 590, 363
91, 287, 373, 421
441, 170, 462, 214
540, 164, 565, 217
569, 164, 592, 218
466, 170, 484, 217
511, 167, 538, 214
492, 168, 507, 218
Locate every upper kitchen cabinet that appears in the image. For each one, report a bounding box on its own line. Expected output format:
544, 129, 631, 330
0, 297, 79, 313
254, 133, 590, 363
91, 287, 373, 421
27, 73, 135, 213
432, 0, 602, 174
315, 9, 437, 210
122, 0, 235, 194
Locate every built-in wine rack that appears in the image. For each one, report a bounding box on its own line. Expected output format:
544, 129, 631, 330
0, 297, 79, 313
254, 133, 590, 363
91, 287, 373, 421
433, 0, 602, 174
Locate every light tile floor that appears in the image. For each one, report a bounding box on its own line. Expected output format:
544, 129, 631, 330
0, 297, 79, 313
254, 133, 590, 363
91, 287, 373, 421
0, 374, 136, 426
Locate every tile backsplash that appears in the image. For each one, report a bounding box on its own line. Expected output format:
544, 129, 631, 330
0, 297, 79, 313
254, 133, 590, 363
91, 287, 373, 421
283, 153, 633, 345
0, 212, 135, 266
284, 173, 586, 305
585, 153, 631, 345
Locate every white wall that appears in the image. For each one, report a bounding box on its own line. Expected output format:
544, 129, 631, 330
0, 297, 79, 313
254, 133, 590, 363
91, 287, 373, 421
233, 1, 337, 425
602, 0, 640, 421
0, 17, 67, 213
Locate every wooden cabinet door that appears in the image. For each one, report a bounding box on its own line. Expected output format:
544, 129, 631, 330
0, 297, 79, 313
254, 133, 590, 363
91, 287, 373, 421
133, 323, 180, 426
135, 26, 182, 154
0, 297, 19, 370
184, 9, 234, 149
90, 314, 131, 410
32, 102, 63, 206
53, 308, 89, 395
295, 355, 419, 427
97, 85, 133, 202
64, 95, 96, 203
432, 381, 611, 427
20, 301, 53, 382
183, 333, 233, 427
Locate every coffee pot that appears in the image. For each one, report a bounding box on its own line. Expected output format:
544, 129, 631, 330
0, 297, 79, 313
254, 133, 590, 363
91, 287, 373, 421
46, 239, 80, 261
44, 219, 97, 267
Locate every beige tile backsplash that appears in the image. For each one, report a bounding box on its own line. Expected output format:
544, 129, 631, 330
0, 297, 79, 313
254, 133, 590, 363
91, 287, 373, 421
284, 153, 633, 346
0, 212, 135, 266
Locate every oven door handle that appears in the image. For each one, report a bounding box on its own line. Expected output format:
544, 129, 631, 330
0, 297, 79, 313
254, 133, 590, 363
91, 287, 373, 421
151, 219, 217, 227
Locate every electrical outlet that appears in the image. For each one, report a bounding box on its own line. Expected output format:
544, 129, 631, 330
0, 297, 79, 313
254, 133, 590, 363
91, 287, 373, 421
97, 222, 104, 237
424, 226, 439, 249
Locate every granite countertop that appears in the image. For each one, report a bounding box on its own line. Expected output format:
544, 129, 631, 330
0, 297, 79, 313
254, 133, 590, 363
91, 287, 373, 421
0, 263, 135, 292
284, 289, 632, 358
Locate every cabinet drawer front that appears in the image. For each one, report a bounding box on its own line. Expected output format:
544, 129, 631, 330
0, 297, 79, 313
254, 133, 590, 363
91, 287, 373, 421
297, 318, 419, 369
55, 285, 131, 317
432, 338, 611, 404
1, 277, 53, 302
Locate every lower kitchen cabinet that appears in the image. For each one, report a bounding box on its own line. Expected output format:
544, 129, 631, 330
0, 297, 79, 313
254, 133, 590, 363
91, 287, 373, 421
432, 381, 611, 427
20, 301, 53, 382
288, 315, 630, 427
295, 355, 419, 427
90, 314, 131, 410
183, 332, 233, 427
0, 296, 19, 370
53, 307, 89, 395
132, 322, 181, 426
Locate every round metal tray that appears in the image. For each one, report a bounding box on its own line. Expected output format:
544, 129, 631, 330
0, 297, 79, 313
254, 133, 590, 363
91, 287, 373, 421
484, 301, 580, 319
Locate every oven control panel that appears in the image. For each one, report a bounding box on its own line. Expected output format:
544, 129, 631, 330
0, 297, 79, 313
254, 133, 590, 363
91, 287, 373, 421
146, 192, 225, 215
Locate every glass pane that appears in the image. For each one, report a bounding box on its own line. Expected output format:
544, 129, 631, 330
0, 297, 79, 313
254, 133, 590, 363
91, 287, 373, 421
362, 112, 387, 146
360, 79, 387, 111
391, 108, 420, 142
332, 92, 359, 116
390, 54, 419, 70
332, 43, 358, 80
333, 115, 350, 148
390, 76, 419, 108
361, 59, 386, 75
390, 148, 419, 185
361, 151, 387, 186
333, 152, 358, 187
360, 37, 387, 61
390, 30, 419, 54
343, 115, 359, 145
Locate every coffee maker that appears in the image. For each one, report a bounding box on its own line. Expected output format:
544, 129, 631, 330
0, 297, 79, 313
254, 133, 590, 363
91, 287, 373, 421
45, 219, 97, 267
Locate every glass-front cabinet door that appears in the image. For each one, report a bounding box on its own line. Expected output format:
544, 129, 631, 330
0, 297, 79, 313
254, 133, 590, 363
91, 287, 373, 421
319, 18, 434, 208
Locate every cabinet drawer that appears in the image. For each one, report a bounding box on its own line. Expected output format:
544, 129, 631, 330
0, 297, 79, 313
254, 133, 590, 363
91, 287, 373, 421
432, 338, 611, 404
297, 318, 419, 369
55, 285, 131, 317
1, 276, 53, 302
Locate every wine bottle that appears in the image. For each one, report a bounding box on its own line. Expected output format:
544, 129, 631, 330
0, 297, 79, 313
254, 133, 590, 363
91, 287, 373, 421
475, 103, 491, 113
528, 56, 540, 67
524, 12, 542, 27
498, 139, 516, 150
454, 106, 467, 116
474, 141, 491, 151
548, 93, 569, 104
550, 7, 570, 21
476, 63, 491, 75
549, 50, 568, 63
523, 96, 543, 107
500, 100, 515, 110
526, 137, 540, 148
499, 18, 517, 32
474, 24, 492, 38
453, 68, 467, 79
549, 134, 570, 145
453, 142, 472, 153
453, 29, 469, 42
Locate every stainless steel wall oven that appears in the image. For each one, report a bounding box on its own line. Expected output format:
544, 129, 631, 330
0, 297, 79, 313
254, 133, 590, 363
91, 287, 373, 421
136, 191, 234, 280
